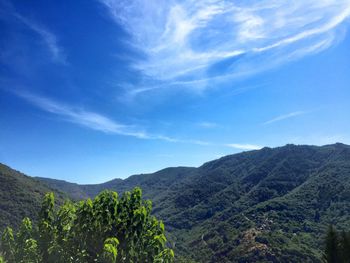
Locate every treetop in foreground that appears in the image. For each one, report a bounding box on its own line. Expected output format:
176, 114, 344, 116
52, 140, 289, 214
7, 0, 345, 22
0, 187, 174, 263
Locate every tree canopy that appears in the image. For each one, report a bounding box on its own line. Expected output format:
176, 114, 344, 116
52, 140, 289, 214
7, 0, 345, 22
0, 188, 174, 263
324, 225, 350, 263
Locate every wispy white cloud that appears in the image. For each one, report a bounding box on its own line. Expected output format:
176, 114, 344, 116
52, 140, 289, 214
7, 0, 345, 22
197, 121, 219, 128
100, 0, 350, 93
18, 92, 147, 137
17, 91, 261, 150
263, 111, 306, 125
14, 14, 66, 63
225, 143, 263, 150
0, 0, 65, 64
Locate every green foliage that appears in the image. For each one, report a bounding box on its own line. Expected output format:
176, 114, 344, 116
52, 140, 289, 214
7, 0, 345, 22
55, 143, 349, 262
99, 237, 119, 262
324, 226, 350, 263
0, 188, 174, 263
1, 227, 15, 262
5, 143, 350, 262
0, 163, 65, 232
1, 219, 41, 263
16, 218, 41, 263
324, 225, 340, 263
339, 231, 350, 262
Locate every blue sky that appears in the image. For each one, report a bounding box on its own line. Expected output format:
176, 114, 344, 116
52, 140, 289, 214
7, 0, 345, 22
1, 0, 350, 183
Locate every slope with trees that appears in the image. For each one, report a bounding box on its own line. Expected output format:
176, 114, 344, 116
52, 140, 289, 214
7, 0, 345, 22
3, 143, 350, 261
37, 143, 350, 262
0, 164, 65, 232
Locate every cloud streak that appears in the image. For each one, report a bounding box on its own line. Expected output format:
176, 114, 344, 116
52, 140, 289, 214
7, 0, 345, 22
17, 92, 261, 151
18, 92, 147, 137
225, 143, 262, 150
197, 121, 219, 129
0, 0, 65, 63
100, 0, 350, 93
14, 14, 66, 63
263, 111, 306, 125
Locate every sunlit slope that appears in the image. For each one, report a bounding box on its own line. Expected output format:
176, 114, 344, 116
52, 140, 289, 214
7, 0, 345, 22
37, 143, 350, 262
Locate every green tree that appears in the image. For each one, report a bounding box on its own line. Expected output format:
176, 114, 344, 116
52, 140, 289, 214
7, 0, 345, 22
325, 225, 340, 263
16, 218, 41, 263
0, 188, 174, 263
1, 227, 15, 262
37, 192, 55, 263
339, 231, 350, 262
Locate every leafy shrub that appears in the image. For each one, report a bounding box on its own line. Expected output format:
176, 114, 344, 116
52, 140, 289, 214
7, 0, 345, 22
0, 188, 174, 263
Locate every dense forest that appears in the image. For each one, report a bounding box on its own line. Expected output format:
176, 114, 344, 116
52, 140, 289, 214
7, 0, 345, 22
2, 143, 350, 262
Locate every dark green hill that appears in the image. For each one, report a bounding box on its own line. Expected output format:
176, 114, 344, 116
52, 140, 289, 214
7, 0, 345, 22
36, 177, 92, 200
25, 143, 350, 261
0, 163, 65, 232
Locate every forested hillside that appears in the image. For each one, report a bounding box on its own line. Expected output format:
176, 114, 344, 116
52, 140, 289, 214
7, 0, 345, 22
3, 143, 350, 262
37, 143, 350, 262
0, 164, 65, 232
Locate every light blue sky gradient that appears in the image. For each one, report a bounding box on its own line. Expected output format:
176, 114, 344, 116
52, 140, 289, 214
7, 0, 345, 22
1, 0, 350, 183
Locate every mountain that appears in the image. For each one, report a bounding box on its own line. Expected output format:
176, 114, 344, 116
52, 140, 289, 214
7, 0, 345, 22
0, 163, 65, 231
6, 143, 350, 262
37, 166, 196, 201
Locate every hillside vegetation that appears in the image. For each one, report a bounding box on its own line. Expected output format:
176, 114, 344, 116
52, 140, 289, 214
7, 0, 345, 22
2, 143, 350, 262
37, 143, 350, 262
0, 164, 65, 232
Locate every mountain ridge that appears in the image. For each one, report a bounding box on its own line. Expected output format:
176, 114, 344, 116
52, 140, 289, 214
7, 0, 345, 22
37, 143, 350, 193
3, 142, 350, 262
0, 163, 65, 231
